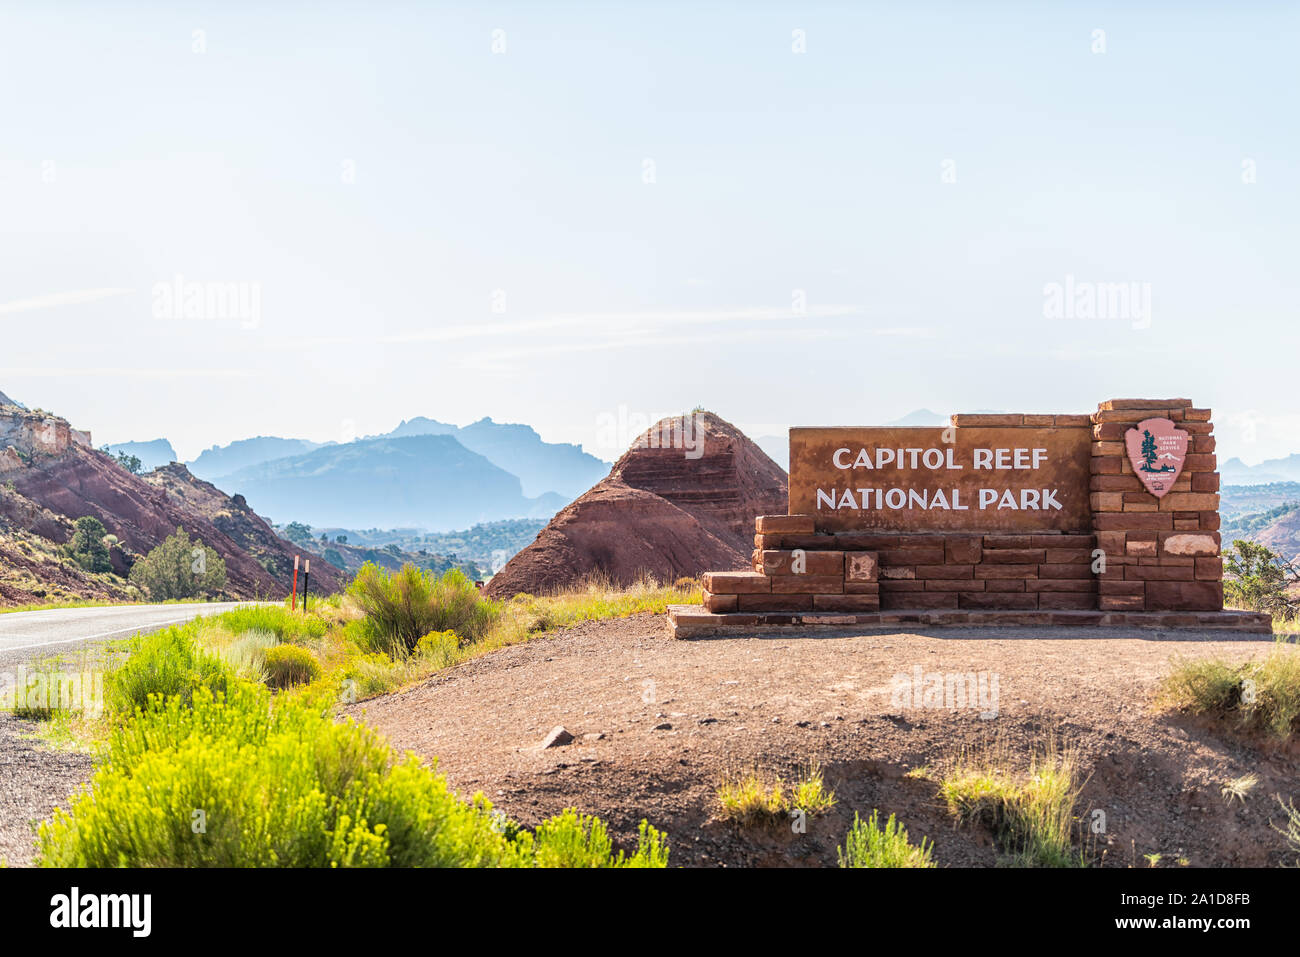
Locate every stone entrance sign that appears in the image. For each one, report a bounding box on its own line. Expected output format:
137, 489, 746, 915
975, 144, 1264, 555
789, 425, 1092, 533
669, 398, 1274, 638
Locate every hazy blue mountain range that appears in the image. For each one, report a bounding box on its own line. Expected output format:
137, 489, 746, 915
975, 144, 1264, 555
190, 436, 328, 480
219, 434, 566, 531
384, 416, 458, 438
1221, 455, 1300, 486
1220, 481, 1300, 519
102, 438, 178, 471
374, 416, 608, 497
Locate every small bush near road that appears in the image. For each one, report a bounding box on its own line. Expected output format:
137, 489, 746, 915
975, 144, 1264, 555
263, 645, 321, 689
218, 604, 327, 645
128, 527, 227, 600
38, 682, 668, 869
107, 625, 234, 714
348, 563, 500, 657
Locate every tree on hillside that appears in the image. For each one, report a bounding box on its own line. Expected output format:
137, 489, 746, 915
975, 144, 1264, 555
101, 446, 143, 475
129, 526, 227, 600
68, 516, 112, 573
1223, 539, 1299, 619
281, 521, 314, 546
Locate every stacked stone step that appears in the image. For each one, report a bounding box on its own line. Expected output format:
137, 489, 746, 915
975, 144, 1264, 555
1090, 399, 1221, 612
700, 520, 1101, 614
748, 527, 1096, 611
870, 532, 1097, 611
701, 515, 880, 613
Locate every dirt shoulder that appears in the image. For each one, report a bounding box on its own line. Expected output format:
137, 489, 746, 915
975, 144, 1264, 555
349, 615, 1296, 868
0, 714, 91, 867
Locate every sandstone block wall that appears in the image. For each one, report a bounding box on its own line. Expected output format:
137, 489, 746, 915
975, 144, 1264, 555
698, 398, 1223, 615
1089, 398, 1220, 612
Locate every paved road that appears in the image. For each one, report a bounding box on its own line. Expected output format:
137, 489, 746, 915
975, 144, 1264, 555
0, 602, 251, 671
0, 601, 254, 866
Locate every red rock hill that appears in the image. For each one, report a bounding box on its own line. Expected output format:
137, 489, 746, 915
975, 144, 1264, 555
484, 412, 787, 597
0, 404, 342, 601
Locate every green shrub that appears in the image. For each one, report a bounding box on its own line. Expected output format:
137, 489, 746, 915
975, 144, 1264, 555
348, 563, 500, 657
838, 810, 935, 868
940, 743, 1085, 868
263, 645, 321, 689
68, 516, 112, 573
1223, 540, 1298, 619
716, 764, 836, 826
415, 630, 461, 668
532, 810, 670, 868
107, 625, 234, 714
340, 652, 409, 699
216, 605, 327, 645
128, 527, 227, 600
1161, 641, 1300, 740
37, 683, 667, 868
215, 629, 278, 683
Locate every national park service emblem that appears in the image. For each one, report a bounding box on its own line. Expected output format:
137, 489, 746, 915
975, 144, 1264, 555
1125, 417, 1188, 498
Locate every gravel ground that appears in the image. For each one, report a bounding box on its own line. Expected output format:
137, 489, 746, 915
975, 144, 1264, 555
349, 613, 1296, 868
0, 713, 90, 866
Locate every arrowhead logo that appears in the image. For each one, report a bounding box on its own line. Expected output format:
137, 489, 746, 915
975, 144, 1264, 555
1125, 417, 1188, 498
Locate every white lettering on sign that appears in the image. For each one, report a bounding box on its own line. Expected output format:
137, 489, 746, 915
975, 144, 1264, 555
972, 448, 1048, 469
833, 447, 964, 470
817, 487, 1062, 512
818, 446, 1062, 513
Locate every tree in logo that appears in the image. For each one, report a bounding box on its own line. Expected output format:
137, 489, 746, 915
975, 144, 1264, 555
1139, 430, 1159, 472
1138, 429, 1175, 473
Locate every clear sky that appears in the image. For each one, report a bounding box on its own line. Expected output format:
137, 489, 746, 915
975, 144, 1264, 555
1, 1, 1296, 464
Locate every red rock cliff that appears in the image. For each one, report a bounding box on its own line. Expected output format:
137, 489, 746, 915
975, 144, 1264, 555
485, 412, 787, 597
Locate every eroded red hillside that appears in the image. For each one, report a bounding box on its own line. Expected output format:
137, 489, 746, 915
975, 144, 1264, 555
485, 412, 786, 597
0, 405, 342, 601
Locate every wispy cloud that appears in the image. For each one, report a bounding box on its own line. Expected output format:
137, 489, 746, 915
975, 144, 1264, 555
460, 327, 847, 373
0, 288, 133, 315
253, 305, 866, 352
0, 367, 252, 379
873, 327, 936, 338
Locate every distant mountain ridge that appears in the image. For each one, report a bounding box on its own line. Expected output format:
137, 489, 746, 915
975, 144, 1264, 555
219, 434, 566, 531
190, 436, 327, 480
1222, 454, 1300, 486
103, 438, 178, 472
373, 416, 608, 498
